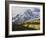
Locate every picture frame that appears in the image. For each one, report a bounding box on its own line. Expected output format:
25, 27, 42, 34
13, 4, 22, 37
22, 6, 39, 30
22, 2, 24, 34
5, 1, 45, 37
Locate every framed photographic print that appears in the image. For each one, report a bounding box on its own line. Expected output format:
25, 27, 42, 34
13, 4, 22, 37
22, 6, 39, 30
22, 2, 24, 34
5, 1, 45, 37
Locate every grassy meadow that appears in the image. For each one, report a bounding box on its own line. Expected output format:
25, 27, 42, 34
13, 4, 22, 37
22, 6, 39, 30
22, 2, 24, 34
12, 19, 40, 31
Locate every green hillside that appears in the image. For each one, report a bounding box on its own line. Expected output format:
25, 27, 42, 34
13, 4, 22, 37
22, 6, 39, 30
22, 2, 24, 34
12, 19, 40, 31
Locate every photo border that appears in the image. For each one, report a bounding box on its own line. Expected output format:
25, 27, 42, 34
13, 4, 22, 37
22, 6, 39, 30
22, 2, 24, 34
5, 1, 45, 37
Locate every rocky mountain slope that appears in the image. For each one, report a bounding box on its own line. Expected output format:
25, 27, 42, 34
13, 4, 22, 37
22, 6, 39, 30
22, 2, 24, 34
12, 8, 40, 24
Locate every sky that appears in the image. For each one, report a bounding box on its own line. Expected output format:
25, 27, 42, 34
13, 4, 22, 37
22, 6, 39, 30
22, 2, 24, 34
12, 6, 40, 18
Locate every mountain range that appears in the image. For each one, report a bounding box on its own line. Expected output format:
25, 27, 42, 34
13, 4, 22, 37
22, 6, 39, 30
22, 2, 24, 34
12, 8, 40, 24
